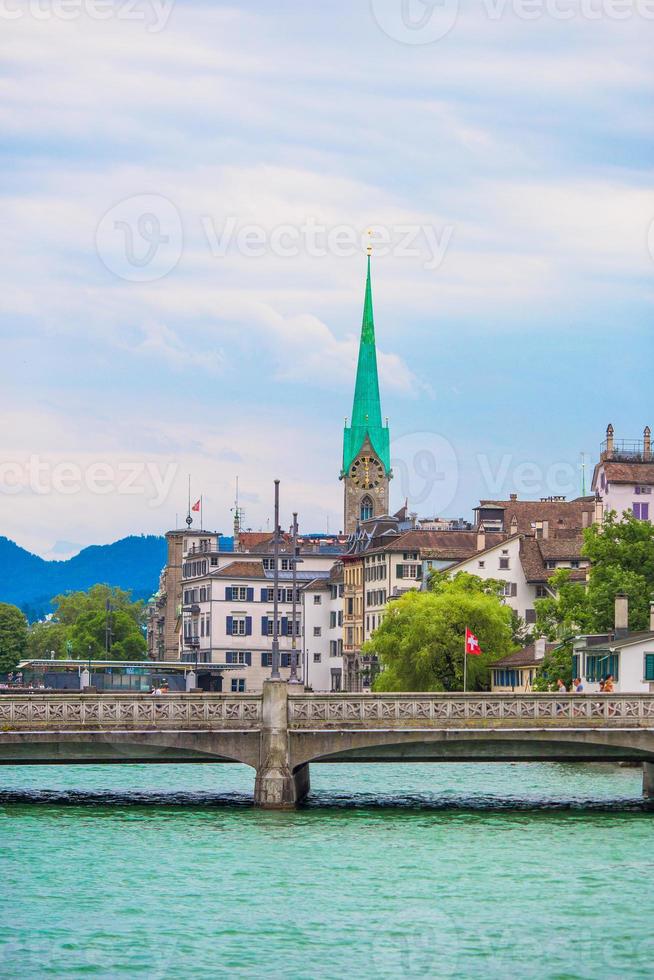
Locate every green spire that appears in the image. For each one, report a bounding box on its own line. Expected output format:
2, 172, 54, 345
342, 253, 390, 476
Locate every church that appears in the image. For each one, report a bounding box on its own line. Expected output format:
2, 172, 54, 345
341, 246, 392, 534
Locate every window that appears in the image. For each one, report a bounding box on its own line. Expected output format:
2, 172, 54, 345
536, 585, 548, 599
499, 558, 510, 570
330, 611, 337, 629
231, 586, 248, 601
546, 561, 557, 569
478, 561, 485, 569
313, 653, 321, 663
313, 594, 322, 605
645, 654, 654, 681
634, 502, 650, 521
313, 627, 322, 637
403, 552, 418, 561
570, 560, 580, 569
493, 669, 521, 687
635, 486, 652, 495
360, 496, 373, 521
225, 651, 252, 666
231, 678, 246, 693
227, 615, 251, 636
585, 653, 619, 682
331, 669, 342, 691
330, 640, 338, 657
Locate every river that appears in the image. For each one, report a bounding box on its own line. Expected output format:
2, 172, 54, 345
1, 762, 652, 978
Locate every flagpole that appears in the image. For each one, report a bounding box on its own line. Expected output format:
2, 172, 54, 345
463, 630, 467, 694
201, 494, 203, 531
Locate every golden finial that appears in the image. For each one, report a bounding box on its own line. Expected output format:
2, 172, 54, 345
366, 228, 373, 257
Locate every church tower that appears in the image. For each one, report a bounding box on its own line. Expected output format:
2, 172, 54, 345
341, 247, 391, 534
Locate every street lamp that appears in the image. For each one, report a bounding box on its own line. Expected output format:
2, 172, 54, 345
289, 511, 301, 685
271, 480, 281, 680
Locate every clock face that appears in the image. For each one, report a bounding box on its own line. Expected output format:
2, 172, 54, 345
350, 455, 384, 490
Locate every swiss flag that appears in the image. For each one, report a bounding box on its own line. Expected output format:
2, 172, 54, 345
191, 499, 201, 513
465, 628, 482, 656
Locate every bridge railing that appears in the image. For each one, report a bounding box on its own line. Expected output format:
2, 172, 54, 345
288, 693, 654, 728
0, 694, 262, 730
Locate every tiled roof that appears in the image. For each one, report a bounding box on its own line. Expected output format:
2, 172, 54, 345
212, 560, 265, 579
476, 496, 595, 533
379, 529, 510, 560
493, 642, 557, 668
539, 535, 585, 560
593, 461, 654, 486
519, 537, 588, 583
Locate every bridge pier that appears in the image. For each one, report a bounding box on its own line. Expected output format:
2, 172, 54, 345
643, 763, 654, 800
254, 680, 309, 809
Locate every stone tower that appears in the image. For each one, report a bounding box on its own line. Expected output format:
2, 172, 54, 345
341, 250, 391, 534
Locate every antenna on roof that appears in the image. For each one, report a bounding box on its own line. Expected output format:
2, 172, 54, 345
580, 452, 587, 497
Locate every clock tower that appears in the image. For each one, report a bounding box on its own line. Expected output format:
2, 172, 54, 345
341, 248, 391, 534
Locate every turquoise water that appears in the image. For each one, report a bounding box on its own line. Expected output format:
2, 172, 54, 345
1, 762, 653, 978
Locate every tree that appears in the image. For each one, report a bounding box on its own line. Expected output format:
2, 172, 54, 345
0, 603, 29, 674
368, 573, 515, 692
532, 643, 574, 692
49, 584, 146, 661
536, 512, 654, 638
26, 620, 68, 660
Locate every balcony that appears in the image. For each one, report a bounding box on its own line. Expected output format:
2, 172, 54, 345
601, 439, 652, 463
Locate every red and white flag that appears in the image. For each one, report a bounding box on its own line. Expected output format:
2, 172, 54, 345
465, 628, 482, 656
191, 499, 201, 513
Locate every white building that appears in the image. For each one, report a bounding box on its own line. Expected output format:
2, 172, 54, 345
302, 567, 344, 691
593, 423, 654, 523
573, 595, 654, 694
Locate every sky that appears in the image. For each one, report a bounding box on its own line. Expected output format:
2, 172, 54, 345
0, 0, 652, 558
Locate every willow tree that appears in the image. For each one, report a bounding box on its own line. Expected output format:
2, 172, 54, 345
368, 573, 515, 692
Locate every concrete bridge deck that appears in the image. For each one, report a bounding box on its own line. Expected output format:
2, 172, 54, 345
2, 683, 654, 807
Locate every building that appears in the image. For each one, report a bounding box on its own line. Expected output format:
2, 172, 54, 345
593, 423, 654, 523
302, 565, 344, 691
573, 594, 654, 693
490, 638, 555, 692
341, 250, 392, 534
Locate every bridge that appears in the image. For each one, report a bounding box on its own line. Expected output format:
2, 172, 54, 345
2, 681, 654, 807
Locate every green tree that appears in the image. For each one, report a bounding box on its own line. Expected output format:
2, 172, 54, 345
26, 620, 68, 660
0, 603, 29, 673
532, 643, 574, 692
368, 573, 515, 692
50, 584, 146, 661
536, 512, 654, 638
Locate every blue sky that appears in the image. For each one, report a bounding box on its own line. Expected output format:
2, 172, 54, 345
0, 0, 652, 556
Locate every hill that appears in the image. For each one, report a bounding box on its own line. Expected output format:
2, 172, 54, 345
0, 535, 167, 621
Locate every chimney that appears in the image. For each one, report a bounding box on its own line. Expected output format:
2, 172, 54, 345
534, 637, 547, 661
476, 523, 486, 552
614, 592, 629, 640
606, 423, 614, 456
542, 520, 549, 540
510, 493, 518, 502
582, 510, 589, 529
510, 515, 518, 535
650, 594, 654, 633
644, 426, 652, 462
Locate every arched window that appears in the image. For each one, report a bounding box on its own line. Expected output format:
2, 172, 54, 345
360, 496, 373, 521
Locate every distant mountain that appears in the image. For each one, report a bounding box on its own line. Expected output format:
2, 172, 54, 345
0, 535, 168, 621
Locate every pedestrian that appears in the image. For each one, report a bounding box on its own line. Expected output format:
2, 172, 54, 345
604, 674, 615, 693
574, 678, 584, 693
556, 679, 567, 693
598, 678, 605, 692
